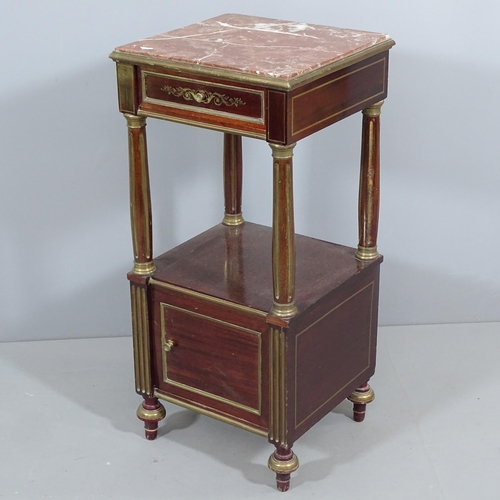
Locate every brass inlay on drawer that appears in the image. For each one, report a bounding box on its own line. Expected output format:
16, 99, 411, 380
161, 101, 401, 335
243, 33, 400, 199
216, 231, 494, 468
161, 85, 246, 107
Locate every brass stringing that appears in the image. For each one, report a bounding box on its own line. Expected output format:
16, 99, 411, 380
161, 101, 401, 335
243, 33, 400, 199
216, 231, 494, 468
131, 284, 152, 396
269, 327, 286, 445
161, 85, 246, 107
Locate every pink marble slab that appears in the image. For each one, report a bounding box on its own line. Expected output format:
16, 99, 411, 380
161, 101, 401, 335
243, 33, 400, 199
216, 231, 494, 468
114, 14, 391, 80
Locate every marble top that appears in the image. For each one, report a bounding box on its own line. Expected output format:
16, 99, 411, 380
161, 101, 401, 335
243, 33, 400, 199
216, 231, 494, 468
113, 14, 392, 81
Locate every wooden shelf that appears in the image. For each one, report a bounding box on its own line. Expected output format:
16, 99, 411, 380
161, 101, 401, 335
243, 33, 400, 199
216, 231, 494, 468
152, 222, 382, 315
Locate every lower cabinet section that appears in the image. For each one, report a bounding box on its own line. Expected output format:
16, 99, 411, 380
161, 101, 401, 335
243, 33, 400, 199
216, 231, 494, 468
147, 259, 380, 443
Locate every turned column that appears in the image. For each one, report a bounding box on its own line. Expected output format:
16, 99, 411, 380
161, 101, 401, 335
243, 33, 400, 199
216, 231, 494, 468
270, 143, 297, 319
124, 114, 165, 438
356, 101, 383, 261
124, 114, 156, 275
222, 133, 244, 226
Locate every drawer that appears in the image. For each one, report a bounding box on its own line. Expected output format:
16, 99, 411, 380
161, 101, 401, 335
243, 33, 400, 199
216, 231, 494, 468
141, 71, 265, 124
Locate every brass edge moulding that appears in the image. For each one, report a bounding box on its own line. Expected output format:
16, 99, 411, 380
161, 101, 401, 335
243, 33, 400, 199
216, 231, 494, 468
160, 302, 262, 415
137, 109, 266, 140
355, 245, 380, 261
347, 384, 375, 405
130, 285, 152, 396
294, 282, 375, 428
268, 452, 299, 474
363, 100, 384, 116
222, 213, 245, 226
117, 64, 137, 113
136, 403, 166, 422
154, 390, 268, 437
109, 39, 395, 91
149, 278, 267, 317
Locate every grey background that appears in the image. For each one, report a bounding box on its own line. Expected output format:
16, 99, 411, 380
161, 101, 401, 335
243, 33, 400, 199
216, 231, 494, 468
1, 1, 499, 342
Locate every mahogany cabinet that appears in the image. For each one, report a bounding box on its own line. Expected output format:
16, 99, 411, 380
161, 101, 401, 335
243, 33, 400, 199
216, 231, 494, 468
111, 14, 394, 491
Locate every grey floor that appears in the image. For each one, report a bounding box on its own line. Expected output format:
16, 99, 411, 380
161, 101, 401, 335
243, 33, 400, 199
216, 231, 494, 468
1, 322, 499, 499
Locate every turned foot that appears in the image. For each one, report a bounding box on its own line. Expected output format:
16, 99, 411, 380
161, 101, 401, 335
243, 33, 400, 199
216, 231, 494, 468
348, 382, 375, 422
136, 397, 166, 440
268, 447, 299, 492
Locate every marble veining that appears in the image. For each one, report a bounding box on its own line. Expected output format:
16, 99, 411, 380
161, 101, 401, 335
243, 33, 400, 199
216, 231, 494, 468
114, 14, 391, 79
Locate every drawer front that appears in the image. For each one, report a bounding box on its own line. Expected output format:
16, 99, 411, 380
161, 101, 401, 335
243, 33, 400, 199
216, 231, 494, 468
159, 302, 262, 415
142, 71, 264, 124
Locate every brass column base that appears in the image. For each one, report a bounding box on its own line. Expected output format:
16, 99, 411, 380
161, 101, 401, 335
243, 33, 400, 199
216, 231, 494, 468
222, 213, 245, 226
355, 245, 380, 261
271, 302, 297, 319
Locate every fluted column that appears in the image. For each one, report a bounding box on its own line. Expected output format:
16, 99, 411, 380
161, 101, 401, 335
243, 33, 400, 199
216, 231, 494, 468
356, 101, 383, 260
270, 143, 297, 319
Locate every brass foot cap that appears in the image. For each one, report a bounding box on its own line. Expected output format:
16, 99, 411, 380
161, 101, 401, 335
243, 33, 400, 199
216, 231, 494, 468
137, 402, 166, 422
348, 385, 375, 405
268, 452, 299, 475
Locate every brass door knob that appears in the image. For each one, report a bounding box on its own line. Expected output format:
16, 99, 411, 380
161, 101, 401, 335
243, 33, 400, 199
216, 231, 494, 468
164, 339, 175, 352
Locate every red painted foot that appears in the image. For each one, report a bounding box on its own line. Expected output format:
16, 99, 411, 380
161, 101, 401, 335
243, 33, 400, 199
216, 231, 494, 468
353, 403, 367, 422
348, 383, 375, 422
268, 447, 299, 492
136, 397, 166, 440
276, 473, 291, 492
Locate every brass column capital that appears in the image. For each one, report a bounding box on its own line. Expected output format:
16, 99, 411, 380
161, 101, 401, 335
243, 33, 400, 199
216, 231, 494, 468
124, 113, 147, 128
362, 100, 384, 117
269, 143, 296, 159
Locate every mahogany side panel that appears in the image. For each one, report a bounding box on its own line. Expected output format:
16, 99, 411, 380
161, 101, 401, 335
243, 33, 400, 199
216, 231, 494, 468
290, 52, 389, 142
289, 266, 381, 442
